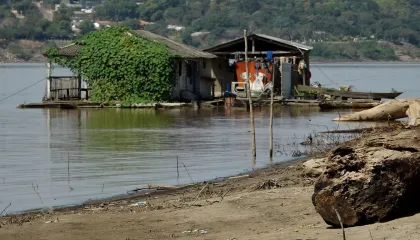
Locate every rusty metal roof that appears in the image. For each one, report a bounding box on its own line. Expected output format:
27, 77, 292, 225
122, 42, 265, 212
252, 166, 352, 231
44, 30, 216, 59
55, 43, 82, 57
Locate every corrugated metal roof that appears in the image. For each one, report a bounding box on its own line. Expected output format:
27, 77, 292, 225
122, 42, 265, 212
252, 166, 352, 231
204, 34, 313, 53
44, 30, 216, 59
133, 30, 216, 58
253, 34, 313, 51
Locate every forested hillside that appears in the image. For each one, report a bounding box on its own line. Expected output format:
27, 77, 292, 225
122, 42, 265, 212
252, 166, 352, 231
99, 0, 420, 48
1, 0, 420, 61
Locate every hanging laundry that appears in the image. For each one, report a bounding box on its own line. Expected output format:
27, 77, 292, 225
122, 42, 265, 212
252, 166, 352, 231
254, 60, 260, 70
266, 51, 273, 61
234, 52, 240, 61
298, 60, 307, 75
261, 62, 266, 69
252, 72, 265, 91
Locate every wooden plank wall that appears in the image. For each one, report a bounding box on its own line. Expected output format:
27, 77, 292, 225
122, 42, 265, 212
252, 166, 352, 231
50, 77, 79, 100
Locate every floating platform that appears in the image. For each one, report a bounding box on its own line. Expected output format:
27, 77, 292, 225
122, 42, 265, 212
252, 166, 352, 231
17, 101, 103, 109
17, 99, 381, 110
17, 101, 194, 109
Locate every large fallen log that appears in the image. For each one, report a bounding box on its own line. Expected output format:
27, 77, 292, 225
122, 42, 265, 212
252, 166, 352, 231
333, 99, 420, 121
312, 126, 420, 227
407, 101, 420, 126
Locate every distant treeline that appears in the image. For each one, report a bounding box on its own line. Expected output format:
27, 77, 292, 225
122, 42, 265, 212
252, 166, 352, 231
2, 0, 420, 61
311, 41, 398, 60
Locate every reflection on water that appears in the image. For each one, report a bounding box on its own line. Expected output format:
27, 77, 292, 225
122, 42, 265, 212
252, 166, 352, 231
1, 106, 362, 213
0, 62, 418, 214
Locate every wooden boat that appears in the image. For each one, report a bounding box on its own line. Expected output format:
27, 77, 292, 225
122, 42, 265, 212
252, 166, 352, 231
319, 101, 382, 110
296, 85, 403, 100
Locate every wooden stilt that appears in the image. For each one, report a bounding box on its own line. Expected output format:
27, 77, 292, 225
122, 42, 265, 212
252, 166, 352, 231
244, 30, 256, 159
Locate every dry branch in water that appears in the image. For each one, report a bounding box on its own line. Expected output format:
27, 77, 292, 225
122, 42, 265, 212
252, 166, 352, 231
276, 127, 362, 158
32, 183, 43, 205
0, 203, 11, 216
176, 156, 180, 185
181, 161, 194, 184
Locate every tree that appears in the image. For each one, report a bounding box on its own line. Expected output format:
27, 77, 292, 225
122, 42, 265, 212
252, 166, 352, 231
237, 0, 260, 14
94, 0, 140, 21
13, 0, 37, 15
42, 0, 60, 9
163, 7, 183, 22
121, 19, 140, 30
79, 20, 95, 35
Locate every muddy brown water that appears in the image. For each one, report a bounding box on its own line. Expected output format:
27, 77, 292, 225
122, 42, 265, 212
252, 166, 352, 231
0, 63, 418, 214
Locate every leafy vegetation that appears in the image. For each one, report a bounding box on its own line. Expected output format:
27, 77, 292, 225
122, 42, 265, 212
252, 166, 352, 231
2, 0, 420, 61
91, 0, 420, 60
92, 0, 420, 48
46, 27, 177, 104
94, 0, 139, 22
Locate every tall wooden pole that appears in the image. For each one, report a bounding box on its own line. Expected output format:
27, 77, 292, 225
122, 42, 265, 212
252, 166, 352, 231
244, 30, 256, 159
46, 61, 52, 101
269, 61, 276, 159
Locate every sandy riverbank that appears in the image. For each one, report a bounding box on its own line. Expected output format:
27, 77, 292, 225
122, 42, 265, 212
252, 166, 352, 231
1, 152, 420, 240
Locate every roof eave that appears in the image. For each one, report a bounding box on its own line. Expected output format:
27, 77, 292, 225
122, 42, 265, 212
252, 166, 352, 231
204, 34, 313, 53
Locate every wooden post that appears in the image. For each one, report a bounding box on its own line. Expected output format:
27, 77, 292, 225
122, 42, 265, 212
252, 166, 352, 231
78, 77, 82, 100
244, 30, 256, 159
46, 61, 52, 101
269, 61, 276, 159
304, 52, 310, 85
302, 58, 306, 86
252, 38, 255, 53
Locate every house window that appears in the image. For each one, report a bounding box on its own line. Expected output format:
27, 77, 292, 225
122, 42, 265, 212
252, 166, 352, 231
178, 61, 182, 76
202, 61, 206, 69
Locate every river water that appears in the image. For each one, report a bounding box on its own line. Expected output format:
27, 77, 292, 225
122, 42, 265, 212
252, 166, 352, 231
0, 63, 419, 214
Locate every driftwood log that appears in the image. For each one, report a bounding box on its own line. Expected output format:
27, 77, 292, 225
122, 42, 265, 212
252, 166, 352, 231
407, 102, 420, 126
333, 99, 420, 121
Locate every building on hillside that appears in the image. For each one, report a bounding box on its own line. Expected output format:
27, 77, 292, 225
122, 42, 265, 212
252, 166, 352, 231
72, 11, 94, 21
42, 30, 217, 102
203, 34, 313, 100
94, 20, 114, 29
139, 20, 153, 26
167, 25, 185, 31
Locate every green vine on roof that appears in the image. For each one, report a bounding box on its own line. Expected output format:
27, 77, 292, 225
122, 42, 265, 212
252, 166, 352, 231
46, 26, 177, 104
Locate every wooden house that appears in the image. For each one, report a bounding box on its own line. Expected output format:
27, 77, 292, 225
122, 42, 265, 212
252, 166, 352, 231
203, 34, 313, 100
43, 30, 217, 102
